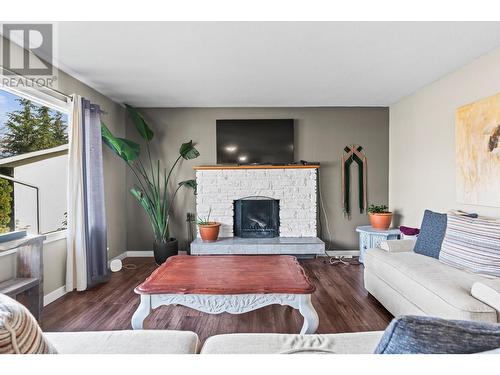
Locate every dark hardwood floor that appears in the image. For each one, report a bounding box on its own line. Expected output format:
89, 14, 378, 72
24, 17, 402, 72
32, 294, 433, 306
41, 257, 392, 344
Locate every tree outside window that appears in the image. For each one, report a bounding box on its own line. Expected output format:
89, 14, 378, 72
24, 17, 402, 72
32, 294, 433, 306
1, 97, 68, 157
0, 89, 69, 234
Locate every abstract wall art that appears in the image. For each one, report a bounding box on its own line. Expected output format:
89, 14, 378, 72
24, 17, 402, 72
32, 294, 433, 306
456, 92, 500, 207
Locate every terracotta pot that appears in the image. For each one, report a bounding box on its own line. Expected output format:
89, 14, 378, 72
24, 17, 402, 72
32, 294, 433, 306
368, 213, 393, 230
198, 222, 221, 242
153, 238, 178, 265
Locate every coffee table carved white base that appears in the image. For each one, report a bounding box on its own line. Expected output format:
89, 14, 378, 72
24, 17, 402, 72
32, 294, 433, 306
131, 255, 319, 334
131, 293, 319, 334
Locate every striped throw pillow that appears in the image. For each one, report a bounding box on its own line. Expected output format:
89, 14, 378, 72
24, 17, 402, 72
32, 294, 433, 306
0, 294, 57, 354
439, 213, 500, 278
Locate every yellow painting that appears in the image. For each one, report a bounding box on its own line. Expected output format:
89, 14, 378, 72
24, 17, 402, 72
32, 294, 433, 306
456, 93, 500, 207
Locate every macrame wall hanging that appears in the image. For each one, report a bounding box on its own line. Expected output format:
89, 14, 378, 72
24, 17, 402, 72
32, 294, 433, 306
341, 144, 367, 218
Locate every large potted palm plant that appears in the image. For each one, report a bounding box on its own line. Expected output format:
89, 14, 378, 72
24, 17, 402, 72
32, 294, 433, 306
101, 105, 199, 264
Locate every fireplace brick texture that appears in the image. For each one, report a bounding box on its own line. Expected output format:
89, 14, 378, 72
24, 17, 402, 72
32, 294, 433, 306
196, 168, 318, 237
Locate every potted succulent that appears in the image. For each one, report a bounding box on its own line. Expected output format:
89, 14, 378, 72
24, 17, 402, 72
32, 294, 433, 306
197, 208, 220, 242
101, 105, 199, 265
367, 204, 393, 230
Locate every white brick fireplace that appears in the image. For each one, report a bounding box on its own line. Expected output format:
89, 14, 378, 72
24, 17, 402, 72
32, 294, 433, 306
191, 166, 325, 256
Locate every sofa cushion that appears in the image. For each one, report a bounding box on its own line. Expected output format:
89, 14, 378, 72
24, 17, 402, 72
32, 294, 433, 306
374, 315, 500, 354
0, 294, 56, 354
439, 213, 500, 278
364, 269, 426, 317
413, 210, 447, 259
364, 248, 497, 321
200, 331, 383, 354
44, 330, 199, 354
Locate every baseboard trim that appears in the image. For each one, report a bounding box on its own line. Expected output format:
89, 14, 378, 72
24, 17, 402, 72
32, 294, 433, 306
44, 285, 68, 306
110, 252, 128, 261
126, 251, 154, 257
109, 250, 154, 262
323, 250, 360, 257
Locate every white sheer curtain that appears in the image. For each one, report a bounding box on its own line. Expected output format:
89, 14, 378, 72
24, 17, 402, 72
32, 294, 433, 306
66, 95, 109, 292
66, 94, 87, 291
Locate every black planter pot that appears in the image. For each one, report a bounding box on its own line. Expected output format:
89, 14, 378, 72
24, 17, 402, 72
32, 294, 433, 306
153, 238, 178, 265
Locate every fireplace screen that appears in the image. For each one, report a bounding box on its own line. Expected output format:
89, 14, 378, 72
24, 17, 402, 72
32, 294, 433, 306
234, 198, 279, 238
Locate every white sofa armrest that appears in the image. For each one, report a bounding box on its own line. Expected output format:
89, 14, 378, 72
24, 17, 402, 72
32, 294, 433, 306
379, 239, 416, 253
471, 279, 500, 313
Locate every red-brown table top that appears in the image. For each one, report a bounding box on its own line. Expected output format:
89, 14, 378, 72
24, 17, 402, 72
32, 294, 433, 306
135, 255, 315, 295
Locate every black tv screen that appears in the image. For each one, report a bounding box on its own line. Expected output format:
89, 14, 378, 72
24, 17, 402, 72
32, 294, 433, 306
216, 119, 294, 164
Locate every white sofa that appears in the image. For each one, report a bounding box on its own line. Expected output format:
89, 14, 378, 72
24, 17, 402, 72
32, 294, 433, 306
200, 331, 383, 354
43, 330, 383, 354
364, 240, 500, 323
2, 291, 384, 354
44, 330, 200, 354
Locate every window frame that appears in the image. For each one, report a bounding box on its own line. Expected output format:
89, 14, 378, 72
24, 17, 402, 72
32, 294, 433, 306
0, 80, 72, 114
0, 80, 72, 242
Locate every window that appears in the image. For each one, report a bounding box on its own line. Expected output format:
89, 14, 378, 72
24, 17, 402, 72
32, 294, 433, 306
0, 87, 69, 235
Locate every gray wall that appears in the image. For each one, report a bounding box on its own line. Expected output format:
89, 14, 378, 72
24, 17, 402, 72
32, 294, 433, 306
389, 46, 500, 227
126, 107, 389, 251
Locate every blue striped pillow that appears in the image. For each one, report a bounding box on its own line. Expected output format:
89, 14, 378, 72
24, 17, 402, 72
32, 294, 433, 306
439, 212, 500, 277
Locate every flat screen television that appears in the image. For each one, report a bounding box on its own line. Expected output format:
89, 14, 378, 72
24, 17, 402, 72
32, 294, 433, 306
216, 119, 294, 164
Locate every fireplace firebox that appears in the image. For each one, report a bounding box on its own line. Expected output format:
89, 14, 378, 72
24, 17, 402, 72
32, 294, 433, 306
234, 197, 279, 238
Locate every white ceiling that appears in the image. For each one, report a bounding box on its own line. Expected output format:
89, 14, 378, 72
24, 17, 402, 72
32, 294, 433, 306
48, 22, 500, 107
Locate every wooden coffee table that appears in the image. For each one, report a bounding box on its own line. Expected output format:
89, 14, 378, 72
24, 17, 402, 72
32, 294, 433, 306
131, 255, 319, 334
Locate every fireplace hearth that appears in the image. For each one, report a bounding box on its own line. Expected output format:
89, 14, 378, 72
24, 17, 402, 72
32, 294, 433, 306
234, 197, 279, 238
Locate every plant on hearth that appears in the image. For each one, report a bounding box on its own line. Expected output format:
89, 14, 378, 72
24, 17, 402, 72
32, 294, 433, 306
197, 208, 213, 225
196, 207, 220, 242
101, 104, 199, 264
367, 204, 393, 230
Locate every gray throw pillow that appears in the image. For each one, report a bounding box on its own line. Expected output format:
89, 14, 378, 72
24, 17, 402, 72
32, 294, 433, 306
374, 316, 500, 354
413, 210, 447, 259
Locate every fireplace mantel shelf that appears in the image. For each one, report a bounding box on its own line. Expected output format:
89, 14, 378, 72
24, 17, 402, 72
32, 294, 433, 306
194, 165, 320, 170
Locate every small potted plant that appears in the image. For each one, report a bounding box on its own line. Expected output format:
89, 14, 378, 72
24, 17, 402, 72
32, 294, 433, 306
367, 204, 393, 230
197, 208, 221, 242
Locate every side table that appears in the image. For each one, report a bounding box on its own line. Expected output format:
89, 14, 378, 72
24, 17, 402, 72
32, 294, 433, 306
356, 226, 400, 264
0, 234, 45, 321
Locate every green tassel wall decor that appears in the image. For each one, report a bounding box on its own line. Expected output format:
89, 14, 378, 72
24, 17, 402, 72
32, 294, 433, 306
341, 145, 367, 218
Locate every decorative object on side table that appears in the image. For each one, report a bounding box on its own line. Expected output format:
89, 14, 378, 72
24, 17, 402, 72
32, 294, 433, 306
367, 204, 393, 230
356, 225, 401, 264
101, 105, 200, 265
399, 225, 420, 239
197, 208, 221, 242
